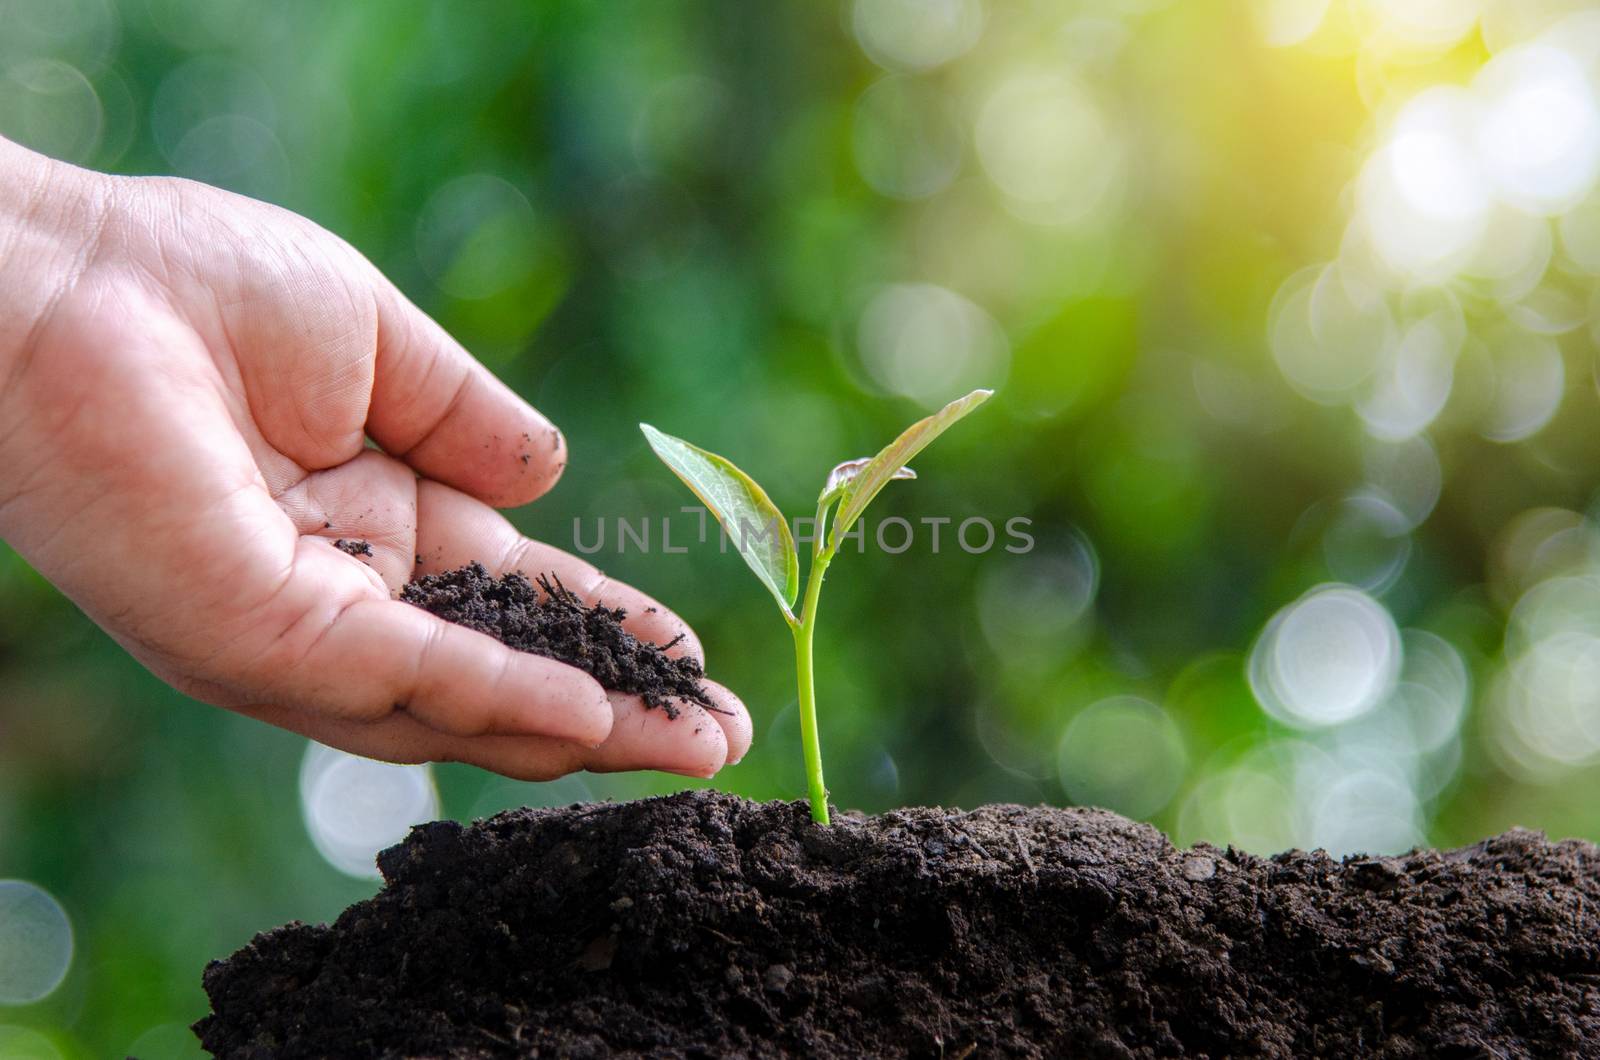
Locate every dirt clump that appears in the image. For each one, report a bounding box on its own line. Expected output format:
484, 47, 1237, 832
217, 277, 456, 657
196, 790, 1600, 1058
401, 563, 714, 718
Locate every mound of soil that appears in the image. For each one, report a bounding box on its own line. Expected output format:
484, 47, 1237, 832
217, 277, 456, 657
196, 791, 1600, 1058
401, 563, 713, 718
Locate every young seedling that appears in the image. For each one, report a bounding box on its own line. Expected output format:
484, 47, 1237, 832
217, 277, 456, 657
641, 389, 992, 824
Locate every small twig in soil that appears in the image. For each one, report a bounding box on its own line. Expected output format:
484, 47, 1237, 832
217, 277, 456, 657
1016, 834, 1037, 876
956, 831, 992, 859
474, 1026, 514, 1048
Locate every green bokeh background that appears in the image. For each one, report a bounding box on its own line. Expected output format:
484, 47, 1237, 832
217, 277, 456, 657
5, 0, 1600, 1052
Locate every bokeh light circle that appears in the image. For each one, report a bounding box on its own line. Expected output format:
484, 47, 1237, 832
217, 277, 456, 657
1269, 265, 1393, 401
0, 59, 103, 163
1257, 0, 1333, 47
0, 1026, 63, 1060
852, 0, 985, 72
415, 173, 550, 299
170, 114, 289, 201
976, 538, 1099, 664
150, 55, 276, 164
1307, 767, 1423, 857
1474, 42, 1600, 216
126, 1023, 208, 1060
1490, 631, 1600, 776
1178, 740, 1332, 854
299, 743, 440, 880
1355, 313, 1457, 441
1511, 281, 1588, 336
1394, 629, 1470, 752
1357, 87, 1489, 280
1365, 0, 1484, 51
0, 880, 73, 1005
1508, 572, 1600, 657
1492, 509, 1595, 608
470, 775, 595, 821
1320, 492, 1413, 593
1250, 585, 1402, 728
1057, 696, 1186, 819
1362, 434, 1442, 530
1559, 191, 1600, 271
856, 282, 1009, 405
1481, 330, 1564, 442
975, 70, 1120, 226
0, 0, 119, 78
852, 75, 963, 201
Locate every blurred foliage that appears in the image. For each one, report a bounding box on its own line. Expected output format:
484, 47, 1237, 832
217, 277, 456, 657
5, 0, 1600, 1052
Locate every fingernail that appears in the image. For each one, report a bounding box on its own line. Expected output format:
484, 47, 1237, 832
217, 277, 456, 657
664, 766, 719, 780
566, 690, 614, 747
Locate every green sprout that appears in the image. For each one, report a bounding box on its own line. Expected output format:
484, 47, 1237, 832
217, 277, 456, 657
641, 389, 992, 824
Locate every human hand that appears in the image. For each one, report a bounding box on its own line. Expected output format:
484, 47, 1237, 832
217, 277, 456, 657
0, 136, 751, 780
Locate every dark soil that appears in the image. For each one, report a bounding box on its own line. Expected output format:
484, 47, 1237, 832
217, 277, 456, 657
196, 791, 1600, 1058
401, 563, 713, 718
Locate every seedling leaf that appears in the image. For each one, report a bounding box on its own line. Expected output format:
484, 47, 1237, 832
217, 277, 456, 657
829, 389, 992, 549
820, 458, 915, 505
640, 424, 800, 611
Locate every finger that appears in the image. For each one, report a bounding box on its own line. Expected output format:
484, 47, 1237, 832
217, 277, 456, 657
249, 690, 732, 780
584, 691, 729, 778
261, 544, 614, 746
700, 679, 752, 766
245, 700, 589, 782
414, 480, 705, 662
320, 599, 614, 745
366, 283, 566, 507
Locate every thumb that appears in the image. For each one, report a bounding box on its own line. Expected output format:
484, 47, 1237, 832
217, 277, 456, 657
365, 282, 567, 507
257, 542, 615, 746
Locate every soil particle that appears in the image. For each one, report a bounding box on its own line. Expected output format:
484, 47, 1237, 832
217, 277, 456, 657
762, 964, 794, 993
400, 563, 713, 717
576, 935, 617, 973
333, 539, 373, 557
195, 791, 1600, 1059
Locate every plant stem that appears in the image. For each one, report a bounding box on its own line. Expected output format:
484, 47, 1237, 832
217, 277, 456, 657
792, 544, 832, 825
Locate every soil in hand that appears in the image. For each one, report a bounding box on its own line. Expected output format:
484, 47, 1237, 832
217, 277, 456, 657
401, 563, 714, 718
196, 791, 1600, 1058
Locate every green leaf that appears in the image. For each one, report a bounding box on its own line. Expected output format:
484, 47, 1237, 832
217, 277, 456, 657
640, 424, 800, 612
829, 389, 993, 550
